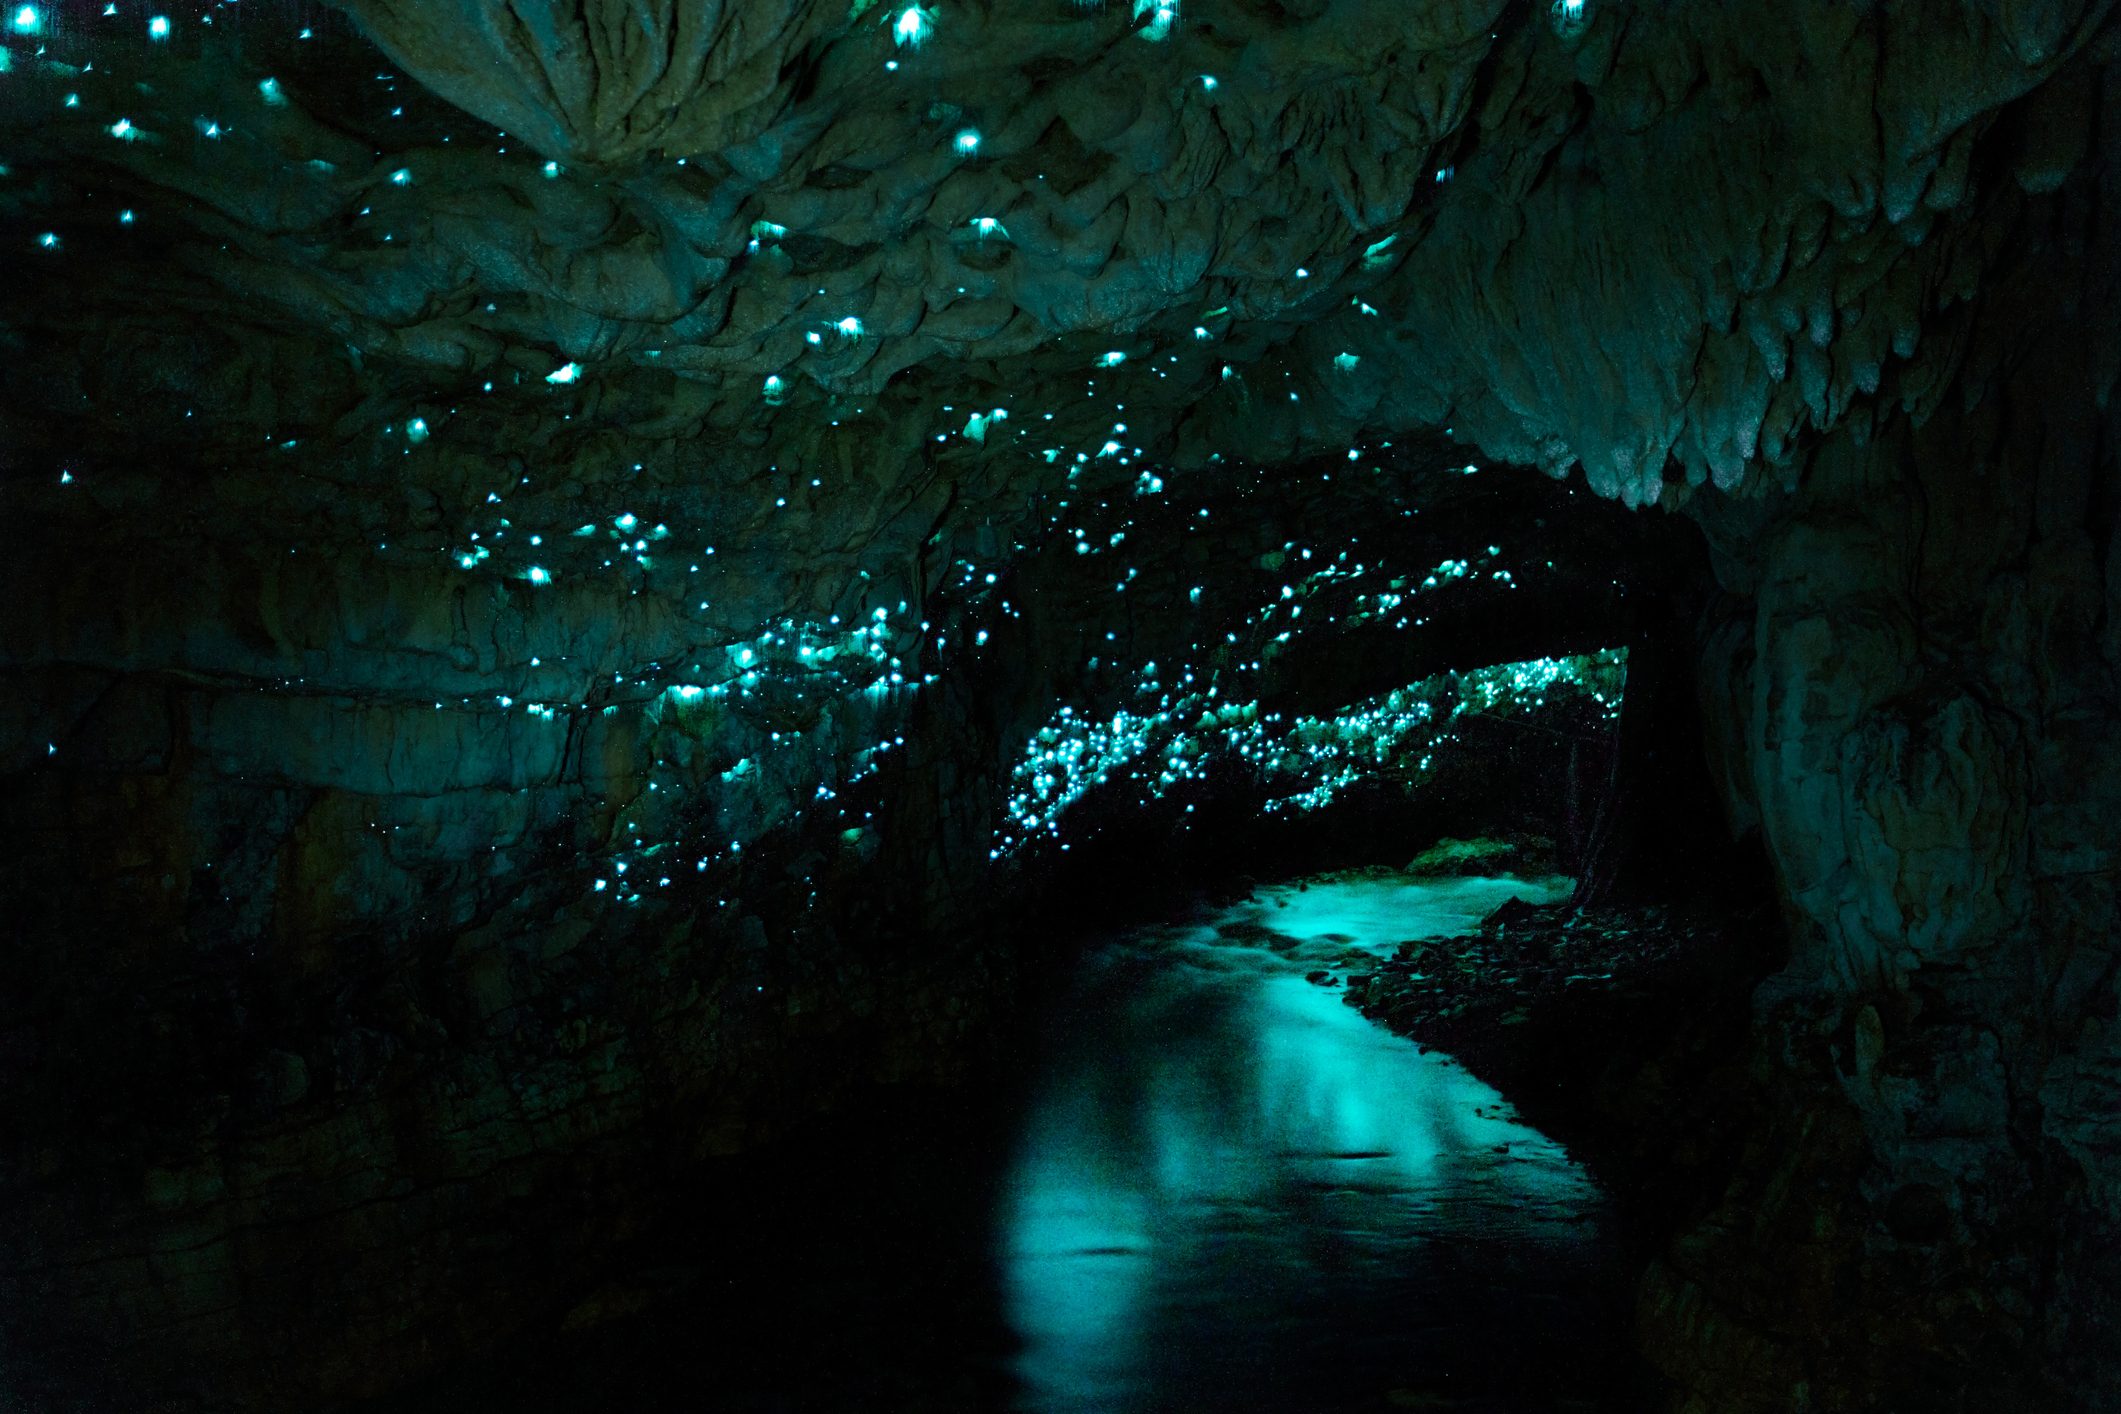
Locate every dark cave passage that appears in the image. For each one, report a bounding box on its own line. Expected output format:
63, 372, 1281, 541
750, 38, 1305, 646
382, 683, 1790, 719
5, 2, 2121, 1411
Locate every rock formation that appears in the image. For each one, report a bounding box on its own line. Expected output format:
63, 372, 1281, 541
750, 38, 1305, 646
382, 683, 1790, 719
2, 0, 2117, 1407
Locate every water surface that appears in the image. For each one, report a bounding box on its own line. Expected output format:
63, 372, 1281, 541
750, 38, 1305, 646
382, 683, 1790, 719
369, 872, 1633, 1413
999, 872, 1627, 1412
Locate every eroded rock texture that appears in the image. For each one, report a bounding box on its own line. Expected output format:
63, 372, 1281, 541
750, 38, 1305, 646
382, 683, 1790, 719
2, 0, 2119, 1408
1670, 138, 2121, 1403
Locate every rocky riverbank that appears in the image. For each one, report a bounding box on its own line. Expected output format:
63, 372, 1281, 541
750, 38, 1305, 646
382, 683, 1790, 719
1320, 849, 1781, 1269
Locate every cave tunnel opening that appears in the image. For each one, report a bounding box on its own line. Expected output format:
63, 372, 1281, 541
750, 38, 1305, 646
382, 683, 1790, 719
324, 457, 1752, 1414
4, 2, 2119, 1412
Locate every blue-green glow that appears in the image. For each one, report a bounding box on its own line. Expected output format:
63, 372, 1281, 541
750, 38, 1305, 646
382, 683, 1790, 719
893, 4, 933, 47
997, 649, 1625, 855
1003, 874, 1604, 1408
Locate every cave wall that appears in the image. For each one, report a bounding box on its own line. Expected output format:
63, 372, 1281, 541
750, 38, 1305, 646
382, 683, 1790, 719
1660, 87, 2121, 1405
1, 428, 1636, 1404
5, 0, 2121, 1407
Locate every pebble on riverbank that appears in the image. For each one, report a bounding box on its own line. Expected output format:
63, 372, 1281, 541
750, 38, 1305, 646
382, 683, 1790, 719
1342, 897, 1700, 1056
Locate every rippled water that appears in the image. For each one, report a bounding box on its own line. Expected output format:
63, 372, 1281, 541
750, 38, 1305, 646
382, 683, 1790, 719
367, 873, 1635, 1414
998, 873, 1629, 1413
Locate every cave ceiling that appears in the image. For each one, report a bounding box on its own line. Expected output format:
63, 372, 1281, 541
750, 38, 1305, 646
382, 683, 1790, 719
3, 0, 2109, 528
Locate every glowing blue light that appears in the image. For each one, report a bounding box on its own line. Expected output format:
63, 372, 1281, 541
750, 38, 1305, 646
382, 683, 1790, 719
1096, 351, 1127, 368
836, 315, 865, 338
10, 5, 41, 36
615, 512, 638, 531
542, 161, 561, 178
36, 232, 58, 251
526, 566, 550, 584
893, 5, 932, 47
108, 118, 138, 141
1333, 352, 1360, 372
953, 128, 981, 156
390, 168, 413, 186
147, 13, 169, 38
1200, 74, 1217, 90
406, 417, 429, 443
258, 78, 286, 106
546, 361, 581, 384
970, 216, 1007, 240
764, 373, 786, 404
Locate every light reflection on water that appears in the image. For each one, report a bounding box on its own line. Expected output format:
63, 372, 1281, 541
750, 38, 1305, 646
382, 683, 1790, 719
1000, 873, 1621, 1413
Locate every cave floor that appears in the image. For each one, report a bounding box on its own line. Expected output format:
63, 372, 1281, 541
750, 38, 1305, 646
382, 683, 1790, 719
367, 874, 1644, 1413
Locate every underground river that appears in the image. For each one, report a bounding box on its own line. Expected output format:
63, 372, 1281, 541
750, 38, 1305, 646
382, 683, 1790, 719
374, 872, 1641, 1413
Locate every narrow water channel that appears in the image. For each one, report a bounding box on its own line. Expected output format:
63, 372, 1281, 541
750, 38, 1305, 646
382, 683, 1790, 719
1000, 872, 1629, 1413
377, 873, 1638, 1414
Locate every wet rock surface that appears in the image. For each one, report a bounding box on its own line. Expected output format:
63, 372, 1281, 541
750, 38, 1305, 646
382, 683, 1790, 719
1344, 896, 1725, 1075
3, 0, 2120, 1408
